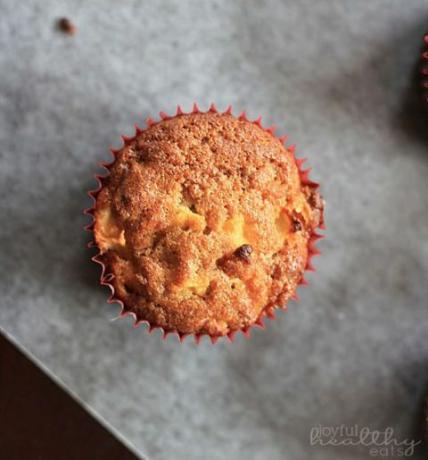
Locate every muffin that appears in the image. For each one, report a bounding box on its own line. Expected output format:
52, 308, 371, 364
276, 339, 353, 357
89, 106, 324, 339
423, 33, 428, 103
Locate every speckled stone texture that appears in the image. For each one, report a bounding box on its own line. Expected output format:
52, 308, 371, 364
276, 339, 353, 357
1, 1, 428, 459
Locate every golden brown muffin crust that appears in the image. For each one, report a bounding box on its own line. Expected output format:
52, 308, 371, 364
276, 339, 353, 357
94, 112, 323, 336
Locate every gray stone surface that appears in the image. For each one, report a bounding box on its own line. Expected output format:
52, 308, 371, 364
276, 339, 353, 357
1, 1, 428, 459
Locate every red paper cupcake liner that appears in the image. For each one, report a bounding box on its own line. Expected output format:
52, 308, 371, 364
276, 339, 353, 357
422, 33, 428, 104
84, 103, 325, 344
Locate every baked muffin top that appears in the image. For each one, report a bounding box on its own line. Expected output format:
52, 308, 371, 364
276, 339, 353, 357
93, 112, 323, 336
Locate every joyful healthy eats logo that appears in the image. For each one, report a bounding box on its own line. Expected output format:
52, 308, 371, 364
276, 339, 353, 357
310, 424, 422, 457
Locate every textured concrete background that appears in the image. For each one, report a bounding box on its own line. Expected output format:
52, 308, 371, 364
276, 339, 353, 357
1, 1, 428, 459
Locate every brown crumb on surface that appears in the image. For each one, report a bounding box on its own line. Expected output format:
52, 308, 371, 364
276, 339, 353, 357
93, 112, 324, 336
57, 17, 76, 36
